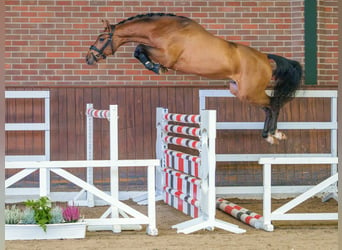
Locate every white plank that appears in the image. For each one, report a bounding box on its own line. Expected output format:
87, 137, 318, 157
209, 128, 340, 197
5, 91, 50, 99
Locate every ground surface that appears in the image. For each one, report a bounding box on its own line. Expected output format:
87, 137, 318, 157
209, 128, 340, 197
5, 198, 338, 250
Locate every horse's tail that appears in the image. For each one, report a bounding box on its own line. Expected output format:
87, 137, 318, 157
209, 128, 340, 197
267, 54, 302, 108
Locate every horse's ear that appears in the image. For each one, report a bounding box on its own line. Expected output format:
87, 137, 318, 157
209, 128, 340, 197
102, 19, 111, 31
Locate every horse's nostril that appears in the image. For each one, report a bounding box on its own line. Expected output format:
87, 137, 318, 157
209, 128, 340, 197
85, 56, 93, 65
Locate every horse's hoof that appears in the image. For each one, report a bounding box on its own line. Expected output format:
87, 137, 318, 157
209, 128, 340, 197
151, 64, 168, 74
273, 130, 286, 140
158, 65, 168, 74
266, 134, 284, 145
266, 135, 277, 144
265, 130, 287, 145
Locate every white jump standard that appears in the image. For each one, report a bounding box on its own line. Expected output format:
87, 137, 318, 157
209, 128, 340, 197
200, 89, 338, 231
156, 107, 245, 234
5, 103, 159, 236
83, 104, 158, 235
260, 157, 338, 231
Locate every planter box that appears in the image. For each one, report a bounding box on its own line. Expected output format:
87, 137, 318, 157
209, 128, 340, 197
5, 222, 87, 240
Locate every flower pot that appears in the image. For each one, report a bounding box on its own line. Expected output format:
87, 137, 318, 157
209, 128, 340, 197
5, 222, 87, 240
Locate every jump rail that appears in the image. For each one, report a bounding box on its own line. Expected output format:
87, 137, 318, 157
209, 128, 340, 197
156, 107, 245, 234
199, 89, 337, 198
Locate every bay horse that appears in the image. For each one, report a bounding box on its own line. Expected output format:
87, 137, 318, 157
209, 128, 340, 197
85, 13, 302, 144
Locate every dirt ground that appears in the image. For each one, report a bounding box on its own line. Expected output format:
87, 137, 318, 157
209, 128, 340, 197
5, 198, 338, 250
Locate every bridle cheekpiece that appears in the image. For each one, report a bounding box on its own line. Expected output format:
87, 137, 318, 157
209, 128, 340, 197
89, 30, 115, 61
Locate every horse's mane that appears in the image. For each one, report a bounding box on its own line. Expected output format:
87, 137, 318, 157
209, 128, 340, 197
111, 13, 186, 29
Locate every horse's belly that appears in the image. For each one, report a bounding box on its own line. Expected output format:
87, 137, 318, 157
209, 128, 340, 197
173, 57, 234, 80
173, 42, 238, 79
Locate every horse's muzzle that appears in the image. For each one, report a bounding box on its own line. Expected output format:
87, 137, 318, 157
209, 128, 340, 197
85, 53, 97, 65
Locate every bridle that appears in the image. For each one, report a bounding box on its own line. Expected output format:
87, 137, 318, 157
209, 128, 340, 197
89, 31, 115, 61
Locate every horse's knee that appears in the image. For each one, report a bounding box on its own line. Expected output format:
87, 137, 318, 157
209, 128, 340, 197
134, 45, 156, 71
134, 44, 144, 58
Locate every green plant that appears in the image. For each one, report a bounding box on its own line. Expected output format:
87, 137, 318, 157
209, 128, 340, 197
5, 197, 82, 233
21, 208, 36, 224
50, 206, 64, 224
25, 196, 52, 232
5, 205, 22, 224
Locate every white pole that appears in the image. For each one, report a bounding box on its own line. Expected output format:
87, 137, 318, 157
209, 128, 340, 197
45, 92, 50, 195
109, 105, 120, 233
200, 110, 216, 227
331, 97, 337, 175
39, 93, 51, 197
86, 103, 95, 207
155, 107, 167, 197
262, 163, 274, 231
147, 164, 158, 235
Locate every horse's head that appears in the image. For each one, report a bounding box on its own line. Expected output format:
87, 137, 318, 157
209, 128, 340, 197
86, 20, 115, 65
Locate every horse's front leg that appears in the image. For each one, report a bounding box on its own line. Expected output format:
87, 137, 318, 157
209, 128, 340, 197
134, 44, 168, 74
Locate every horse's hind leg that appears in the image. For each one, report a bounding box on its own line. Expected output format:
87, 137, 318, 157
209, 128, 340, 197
262, 105, 286, 144
262, 107, 272, 138
230, 80, 278, 143
262, 107, 281, 144
268, 99, 287, 141
262, 108, 282, 144
134, 44, 168, 74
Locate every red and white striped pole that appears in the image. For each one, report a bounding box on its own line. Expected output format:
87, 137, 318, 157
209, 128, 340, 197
216, 198, 263, 229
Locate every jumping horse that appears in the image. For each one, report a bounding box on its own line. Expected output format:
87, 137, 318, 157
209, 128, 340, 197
86, 13, 302, 144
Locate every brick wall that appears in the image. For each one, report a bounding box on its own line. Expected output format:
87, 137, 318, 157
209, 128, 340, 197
5, 0, 338, 87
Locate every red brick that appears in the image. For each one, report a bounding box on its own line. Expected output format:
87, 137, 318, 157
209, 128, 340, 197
226, 2, 241, 6
74, 1, 90, 5
242, 24, 258, 29
13, 6, 28, 11
47, 52, 62, 58
30, 6, 46, 12
56, 1, 72, 5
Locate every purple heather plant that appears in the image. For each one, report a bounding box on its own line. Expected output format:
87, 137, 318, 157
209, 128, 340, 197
62, 204, 80, 223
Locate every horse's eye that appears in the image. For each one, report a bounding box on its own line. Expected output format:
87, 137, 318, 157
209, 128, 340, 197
99, 37, 105, 42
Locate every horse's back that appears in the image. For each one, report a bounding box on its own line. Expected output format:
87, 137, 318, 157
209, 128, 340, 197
145, 14, 272, 83
150, 15, 208, 37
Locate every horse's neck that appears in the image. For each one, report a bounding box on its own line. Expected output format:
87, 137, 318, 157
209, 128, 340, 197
114, 21, 156, 46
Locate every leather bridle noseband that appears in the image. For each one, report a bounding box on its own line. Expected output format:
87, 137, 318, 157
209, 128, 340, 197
89, 31, 114, 61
